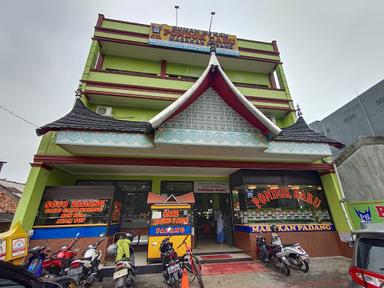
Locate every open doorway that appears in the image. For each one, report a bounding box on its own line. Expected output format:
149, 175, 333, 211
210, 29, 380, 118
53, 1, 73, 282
193, 193, 233, 251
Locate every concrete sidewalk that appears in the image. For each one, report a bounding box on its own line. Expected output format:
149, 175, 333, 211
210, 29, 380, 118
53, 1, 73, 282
98, 256, 351, 288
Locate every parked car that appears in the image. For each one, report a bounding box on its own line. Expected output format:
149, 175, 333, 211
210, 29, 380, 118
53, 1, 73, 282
0, 260, 77, 288
349, 223, 384, 288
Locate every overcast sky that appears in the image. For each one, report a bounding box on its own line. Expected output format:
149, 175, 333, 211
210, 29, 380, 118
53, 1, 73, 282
1, 0, 383, 182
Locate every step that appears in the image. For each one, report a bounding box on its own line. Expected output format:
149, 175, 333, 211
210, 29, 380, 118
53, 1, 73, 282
197, 252, 252, 264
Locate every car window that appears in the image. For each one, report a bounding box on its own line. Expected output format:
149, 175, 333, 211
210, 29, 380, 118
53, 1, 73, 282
357, 237, 384, 274
0, 279, 26, 288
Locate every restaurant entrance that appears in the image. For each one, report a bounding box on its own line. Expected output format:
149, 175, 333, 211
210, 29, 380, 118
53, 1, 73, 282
194, 193, 233, 249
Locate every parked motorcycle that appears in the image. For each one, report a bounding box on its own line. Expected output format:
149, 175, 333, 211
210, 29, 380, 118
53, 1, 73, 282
160, 235, 183, 288
43, 232, 80, 276
256, 225, 290, 276
107, 232, 136, 288
26, 245, 48, 277
283, 243, 310, 273
66, 234, 105, 287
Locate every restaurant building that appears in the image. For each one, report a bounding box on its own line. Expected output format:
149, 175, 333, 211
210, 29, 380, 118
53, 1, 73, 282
12, 15, 351, 259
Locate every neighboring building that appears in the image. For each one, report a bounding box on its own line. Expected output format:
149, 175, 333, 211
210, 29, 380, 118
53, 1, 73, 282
0, 179, 24, 232
310, 80, 384, 230
310, 79, 384, 156
335, 137, 384, 230
11, 15, 350, 259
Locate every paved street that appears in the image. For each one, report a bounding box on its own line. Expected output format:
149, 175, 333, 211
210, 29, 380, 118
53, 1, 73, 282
98, 256, 351, 288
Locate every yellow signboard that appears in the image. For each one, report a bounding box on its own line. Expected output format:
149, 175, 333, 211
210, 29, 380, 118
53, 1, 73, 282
149, 23, 239, 56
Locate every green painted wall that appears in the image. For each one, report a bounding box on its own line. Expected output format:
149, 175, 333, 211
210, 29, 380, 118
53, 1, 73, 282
102, 56, 161, 75
225, 70, 270, 87
37, 132, 72, 156
166, 62, 204, 78
276, 112, 297, 128
88, 103, 161, 121
102, 20, 149, 34
12, 167, 50, 230
76, 175, 229, 194
46, 168, 76, 186
82, 40, 100, 81
320, 173, 350, 232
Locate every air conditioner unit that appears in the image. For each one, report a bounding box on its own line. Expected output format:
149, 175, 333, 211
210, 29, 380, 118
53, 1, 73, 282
96, 106, 113, 117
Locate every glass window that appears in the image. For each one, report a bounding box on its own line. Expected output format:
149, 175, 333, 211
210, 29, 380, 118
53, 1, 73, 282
357, 237, 384, 274
232, 184, 332, 224
161, 181, 193, 196
117, 181, 151, 229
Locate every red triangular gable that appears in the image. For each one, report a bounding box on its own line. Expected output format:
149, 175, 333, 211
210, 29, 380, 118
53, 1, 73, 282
149, 53, 281, 136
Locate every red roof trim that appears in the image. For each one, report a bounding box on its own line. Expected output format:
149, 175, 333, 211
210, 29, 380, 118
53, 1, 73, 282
212, 71, 270, 135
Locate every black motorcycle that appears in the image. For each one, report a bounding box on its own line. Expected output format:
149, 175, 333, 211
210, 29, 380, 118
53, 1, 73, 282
256, 226, 290, 276
160, 237, 183, 288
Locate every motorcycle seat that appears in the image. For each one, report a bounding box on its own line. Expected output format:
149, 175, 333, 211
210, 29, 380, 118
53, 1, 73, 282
282, 243, 299, 247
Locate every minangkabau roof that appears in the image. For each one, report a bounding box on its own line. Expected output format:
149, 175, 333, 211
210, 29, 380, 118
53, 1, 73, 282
36, 99, 153, 136
273, 116, 344, 148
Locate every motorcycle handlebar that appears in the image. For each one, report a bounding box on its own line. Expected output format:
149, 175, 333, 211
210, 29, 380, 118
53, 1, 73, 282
176, 235, 189, 249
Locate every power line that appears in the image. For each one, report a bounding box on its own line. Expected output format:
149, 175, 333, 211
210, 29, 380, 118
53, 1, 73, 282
0, 104, 38, 128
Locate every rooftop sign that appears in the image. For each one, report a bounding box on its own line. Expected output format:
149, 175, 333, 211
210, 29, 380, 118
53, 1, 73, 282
149, 23, 240, 56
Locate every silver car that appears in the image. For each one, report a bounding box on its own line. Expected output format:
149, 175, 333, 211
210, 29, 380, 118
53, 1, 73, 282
349, 223, 384, 288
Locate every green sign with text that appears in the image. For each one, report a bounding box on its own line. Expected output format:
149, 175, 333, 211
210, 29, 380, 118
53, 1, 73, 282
347, 201, 384, 229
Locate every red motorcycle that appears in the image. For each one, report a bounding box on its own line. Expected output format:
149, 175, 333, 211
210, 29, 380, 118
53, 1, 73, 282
42, 232, 80, 277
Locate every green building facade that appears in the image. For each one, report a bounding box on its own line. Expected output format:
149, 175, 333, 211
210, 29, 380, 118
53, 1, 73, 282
11, 15, 351, 258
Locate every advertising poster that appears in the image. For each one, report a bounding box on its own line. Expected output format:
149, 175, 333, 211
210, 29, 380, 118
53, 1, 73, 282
0, 239, 6, 260
12, 237, 26, 257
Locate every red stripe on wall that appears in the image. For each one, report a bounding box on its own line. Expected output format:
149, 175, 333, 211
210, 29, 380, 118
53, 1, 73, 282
33, 155, 334, 171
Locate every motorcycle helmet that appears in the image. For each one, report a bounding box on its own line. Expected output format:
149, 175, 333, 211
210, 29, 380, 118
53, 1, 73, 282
125, 232, 134, 241
270, 225, 278, 233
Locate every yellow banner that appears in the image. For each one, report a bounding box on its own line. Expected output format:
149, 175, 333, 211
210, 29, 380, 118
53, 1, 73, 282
149, 23, 239, 56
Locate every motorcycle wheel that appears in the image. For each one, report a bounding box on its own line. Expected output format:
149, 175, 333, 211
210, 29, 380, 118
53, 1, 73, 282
115, 277, 124, 288
97, 270, 104, 282
172, 273, 180, 288
281, 262, 290, 276
54, 278, 77, 288
182, 254, 201, 273
298, 260, 309, 273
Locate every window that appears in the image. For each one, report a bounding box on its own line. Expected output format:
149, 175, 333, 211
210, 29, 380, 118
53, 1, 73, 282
116, 181, 151, 229
160, 181, 193, 196
357, 237, 384, 275
232, 184, 332, 225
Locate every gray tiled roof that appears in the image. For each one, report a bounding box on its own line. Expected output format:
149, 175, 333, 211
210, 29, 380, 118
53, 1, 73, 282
273, 116, 344, 148
36, 99, 153, 136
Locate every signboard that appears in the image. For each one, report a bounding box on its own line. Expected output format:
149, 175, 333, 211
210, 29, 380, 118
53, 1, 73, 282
38, 199, 110, 225
150, 209, 189, 226
347, 201, 384, 229
149, 23, 240, 56
0, 239, 6, 260
12, 238, 26, 257
235, 223, 335, 233
194, 182, 230, 194
249, 186, 322, 209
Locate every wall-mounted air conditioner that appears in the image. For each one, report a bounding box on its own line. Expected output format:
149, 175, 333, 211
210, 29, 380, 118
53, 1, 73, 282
96, 106, 113, 117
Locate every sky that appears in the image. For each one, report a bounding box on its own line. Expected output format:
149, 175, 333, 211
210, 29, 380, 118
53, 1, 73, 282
0, 0, 383, 182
